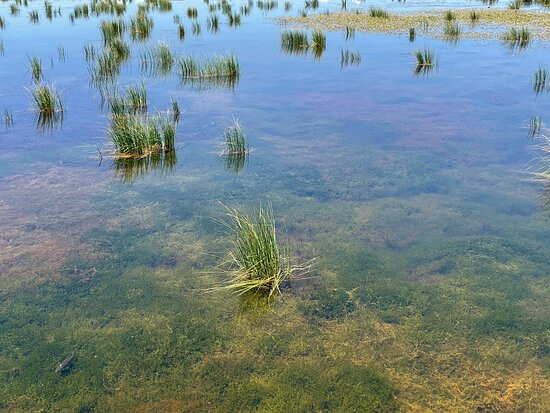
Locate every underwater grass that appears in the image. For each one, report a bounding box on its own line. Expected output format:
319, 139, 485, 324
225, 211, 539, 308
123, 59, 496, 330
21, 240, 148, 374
108, 113, 176, 157
216, 203, 312, 297
502, 27, 531, 48
28, 55, 42, 82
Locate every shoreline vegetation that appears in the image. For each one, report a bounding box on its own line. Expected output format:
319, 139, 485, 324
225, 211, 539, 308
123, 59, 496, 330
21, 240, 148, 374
277, 9, 550, 40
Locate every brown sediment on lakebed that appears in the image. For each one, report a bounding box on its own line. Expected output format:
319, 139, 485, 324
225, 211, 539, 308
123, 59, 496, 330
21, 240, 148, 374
277, 9, 550, 40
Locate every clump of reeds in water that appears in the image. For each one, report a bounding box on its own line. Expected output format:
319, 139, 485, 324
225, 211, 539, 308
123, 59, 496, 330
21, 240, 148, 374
311, 30, 326, 59
409, 27, 415, 42
28, 55, 42, 82
444, 10, 455, 21
9, 5, 19, 16
108, 84, 148, 116
130, 9, 153, 41
187, 7, 198, 19
469, 10, 480, 23
29, 10, 39, 24
100, 18, 126, 45
140, 41, 174, 76
281, 29, 310, 54
533, 66, 548, 95
178, 53, 239, 88
284, 1, 292, 11
509, 0, 523, 9
369, 7, 389, 18
31, 83, 64, 129
192, 21, 201, 36
345, 25, 355, 41
171, 98, 180, 123
228, 13, 241, 27
527, 115, 543, 140
216, 203, 313, 297
219, 119, 249, 169
108, 113, 175, 157
530, 134, 550, 183
207, 14, 219, 32
443, 22, 461, 41
4, 107, 13, 127
178, 23, 185, 40
84, 44, 96, 62
340, 48, 361, 67
0, 16, 5, 29
414, 49, 437, 75
502, 27, 531, 49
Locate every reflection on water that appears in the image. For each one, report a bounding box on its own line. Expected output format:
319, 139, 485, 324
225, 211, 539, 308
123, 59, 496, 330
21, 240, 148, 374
110, 151, 177, 183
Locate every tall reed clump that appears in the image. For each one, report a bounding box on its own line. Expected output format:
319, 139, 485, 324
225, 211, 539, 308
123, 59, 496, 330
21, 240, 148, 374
217, 203, 312, 297
281, 29, 310, 54
502, 27, 531, 48
31, 83, 63, 128
469, 10, 480, 22
109, 113, 175, 156
29, 10, 39, 23
443, 22, 461, 40
28, 55, 42, 82
178, 53, 239, 88
369, 7, 389, 18
414, 49, 437, 75
140, 41, 174, 75
178, 23, 185, 39
130, 9, 153, 41
527, 115, 543, 140
311, 30, 326, 58
187, 7, 198, 19
530, 134, 550, 182
207, 14, 219, 32
220, 119, 249, 156
444, 10, 455, 21
108, 84, 148, 116
100, 18, 126, 44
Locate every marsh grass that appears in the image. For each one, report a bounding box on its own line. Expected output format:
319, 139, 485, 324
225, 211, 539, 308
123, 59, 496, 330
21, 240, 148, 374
443, 22, 461, 40
29, 10, 39, 23
533, 66, 548, 95
84, 44, 97, 62
207, 14, 219, 32
192, 21, 201, 35
527, 115, 543, 140
130, 10, 153, 41
101, 19, 125, 44
44, 1, 53, 20
108, 113, 175, 157
530, 134, 550, 182
31, 83, 63, 129
178, 23, 185, 39
28, 55, 42, 82
409, 27, 415, 41
220, 119, 249, 156
187, 7, 198, 19
414, 48, 437, 75
340, 48, 361, 67
369, 7, 389, 19
281, 29, 310, 54
215, 203, 313, 297
0, 16, 4, 29
140, 41, 174, 76
171, 98, 180, 123
178, 53, 239, 88
284, 1, 292, 11
502, 27, 531, 48
57, 46, 66, 62
0, 38, 4, 56
509, 0, 523, 9
444, 10, 455, 21
228, 13, 241, 27
469, 10, 480, 22
345, 25, 355, 41
106, 37, 130, 62
9, 5, 19, 16
311, 30, 326, 58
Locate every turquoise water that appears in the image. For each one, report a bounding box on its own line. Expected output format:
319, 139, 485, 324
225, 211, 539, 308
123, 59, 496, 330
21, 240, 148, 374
0, 1, 549, 411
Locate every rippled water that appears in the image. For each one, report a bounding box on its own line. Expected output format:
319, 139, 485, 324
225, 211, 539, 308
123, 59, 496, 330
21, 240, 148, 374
1, 1, 549, 411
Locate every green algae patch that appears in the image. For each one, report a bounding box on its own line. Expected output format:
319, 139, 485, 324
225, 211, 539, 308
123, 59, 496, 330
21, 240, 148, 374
278, 9, 550, 40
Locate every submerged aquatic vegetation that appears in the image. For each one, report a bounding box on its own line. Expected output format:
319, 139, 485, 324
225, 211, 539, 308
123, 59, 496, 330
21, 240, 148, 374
340, 48, 361, 67
533, 66, 548, 95
178, 53, 239, 88
31, 83, 63, 129
108, 113, 176, 156
502, 27, 531, 48
216, 203, 313, 297
414, 48, 437, 75
28, 55, 42, 82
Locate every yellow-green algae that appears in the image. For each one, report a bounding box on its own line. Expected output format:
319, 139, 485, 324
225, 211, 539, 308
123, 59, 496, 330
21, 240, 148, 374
278, 9, 550, 40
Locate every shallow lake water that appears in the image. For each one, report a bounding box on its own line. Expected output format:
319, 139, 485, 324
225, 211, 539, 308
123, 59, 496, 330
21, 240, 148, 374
0, 0, 549, 411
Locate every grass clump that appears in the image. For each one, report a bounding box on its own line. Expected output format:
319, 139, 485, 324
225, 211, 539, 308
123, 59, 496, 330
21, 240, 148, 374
28, 55, 42, 82
502, 27, 531, 48
469, 10, 480, 22
228, 13, 241, 27
281, 29, 310, 54
216, 203, 312, 297
345, 25, 355, 41
533, 66, 548, 94
109, 113, 175, 157
31, 83, 63, 129
108, 84, 148, 116
369, 7, 389, 19
100, 19, 125, 44
140, 41, 174, 76
444, 10, 456, 21
178, 53, 239, 88
29, 10, 39, 23
4, 107, 13, 127
178, 23, 185, 40
409, 27, 415, 41
509, 0, 523, 9
207, 14, 219, 32
220, 119, 248, 156
130, 10, 153, 41
527, 115, 543, 140
443, 22, 461, 39
311, 30, 326, 58
187, 7, 198, 19
414, 48, 437, 75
